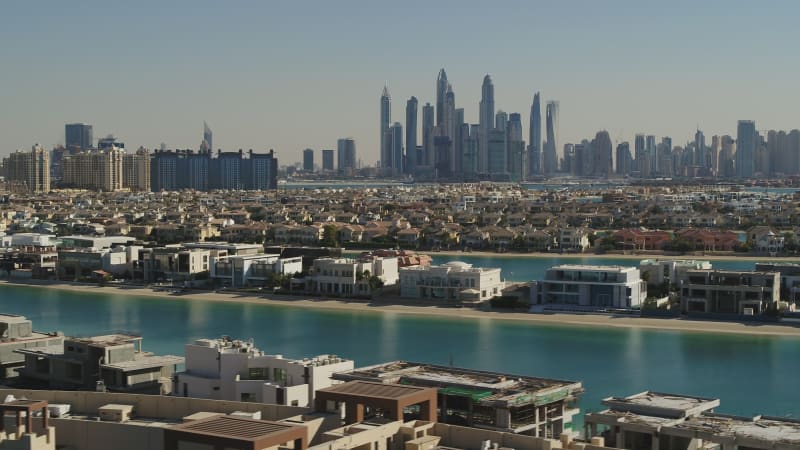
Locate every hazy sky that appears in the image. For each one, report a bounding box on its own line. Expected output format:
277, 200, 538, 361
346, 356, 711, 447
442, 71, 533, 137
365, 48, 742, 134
2, 1, 799, 164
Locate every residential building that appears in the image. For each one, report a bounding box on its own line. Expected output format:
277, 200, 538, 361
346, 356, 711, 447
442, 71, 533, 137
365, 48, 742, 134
136, 246, 211, 282
210, 253, 303, 288
543, 101, 559, 174
535, 265, 647, 309
678, 269, 780, 315
0, 314, 64, 379
755, 262, 800, 304
16, 334, 183, 393
639, 259, 712, 286
380, 86, 391, 172
479, 74, 495, 174
585, 391, 800, 450
337, 138, 356, 174
333, 361, 584, 438
399, 261, 503, 303
174, 336, 353, 407
736, 120, 756, 178
305, 256, 398, 297
3, 145, 51, 193
62, 148, 124, 191
528, 92, 542, 176
405, 96, 418, 174
558, 228, 591, 252
122, 147, 150, 191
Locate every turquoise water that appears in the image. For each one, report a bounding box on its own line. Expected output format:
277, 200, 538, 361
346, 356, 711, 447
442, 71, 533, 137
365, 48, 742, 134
2, 283, 798, 421
429, 255, 758, 281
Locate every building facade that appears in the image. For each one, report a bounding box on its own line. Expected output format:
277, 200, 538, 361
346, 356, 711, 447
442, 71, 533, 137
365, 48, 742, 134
536, 265, 646, 309
399, 261, 503, 303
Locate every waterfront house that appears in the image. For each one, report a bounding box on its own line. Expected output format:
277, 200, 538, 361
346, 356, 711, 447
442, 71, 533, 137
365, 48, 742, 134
0, 314, 64, 379
678, 269, 781, 315
399, 261, 503, 303
534, 265, 647, 309
305, 256, 399, 297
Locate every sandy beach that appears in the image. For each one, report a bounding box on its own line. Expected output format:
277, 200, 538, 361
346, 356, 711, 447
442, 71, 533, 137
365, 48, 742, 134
4, 280, 800, 338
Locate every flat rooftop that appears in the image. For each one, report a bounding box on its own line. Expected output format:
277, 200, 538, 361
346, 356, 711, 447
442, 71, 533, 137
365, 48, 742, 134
318, 380, 433, 401
550, 264, 636, 272
334, 361, 582, 407
0, 313, 29, 324
671, 413, 800, 446
101, 354, 184, 371
602, 391, 720, 419
166, 415, 306, 443
68, 334, 142, 347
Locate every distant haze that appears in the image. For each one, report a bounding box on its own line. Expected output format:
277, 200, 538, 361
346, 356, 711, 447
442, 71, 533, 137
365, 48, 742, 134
2, 1, 799, 164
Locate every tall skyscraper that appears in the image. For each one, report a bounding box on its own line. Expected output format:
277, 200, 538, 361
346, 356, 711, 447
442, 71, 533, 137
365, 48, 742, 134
543, 101, 559, 174
337, 138, 357, 175
479, 75, 495, 173
593, 131, 613, 178
65, 123, 93, 151
380, 86, 391, 171
389, 122, 403, 176
203, 122, 213, 151
444, 85, 456, 173
303, 148, 314, 172
736, 120, 756, 178
322, 149, 334, 172
405, 96, 418, 174
528, 92, 542, 176
436, 69, 448, 126
646, 135, 657, 173
507, 113, 525, 181
616, 142, 632, 176
421, 103, 435, 167
4, 144, 50, 193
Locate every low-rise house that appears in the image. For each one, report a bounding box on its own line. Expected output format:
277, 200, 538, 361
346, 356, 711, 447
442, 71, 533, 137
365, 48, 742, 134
676, 228, 740, 252
639, 259, 712, 286
211, 254, 303, 288
399, 261, 503, 303
0, 314, 64, 379
534, 265, 647, 309
174, 336, 352, 406
306, 256, 399, 297
614, 229, 671, 251
678, 269, 781, 315
558, 227, 591, 253
396, 228, 422, 247
16, 334, 182, 394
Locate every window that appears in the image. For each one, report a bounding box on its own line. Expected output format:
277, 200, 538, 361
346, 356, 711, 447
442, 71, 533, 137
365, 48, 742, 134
240, 393, 255, 402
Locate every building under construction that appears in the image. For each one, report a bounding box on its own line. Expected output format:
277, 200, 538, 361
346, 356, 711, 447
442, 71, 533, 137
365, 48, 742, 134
332, 360, 584, 438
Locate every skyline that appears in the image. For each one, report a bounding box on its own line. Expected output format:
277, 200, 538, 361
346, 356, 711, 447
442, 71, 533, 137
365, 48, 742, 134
2, 1, 800, 163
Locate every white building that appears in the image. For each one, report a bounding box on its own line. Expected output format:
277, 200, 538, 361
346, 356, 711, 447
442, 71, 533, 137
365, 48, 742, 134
1, 232, 58, 248
210, 254, 303, 288
399, 261, 503, 303
306, 256, 398, 297
174, 336, 353, 407
535, 265, 647, 309
639, 259, 712, 286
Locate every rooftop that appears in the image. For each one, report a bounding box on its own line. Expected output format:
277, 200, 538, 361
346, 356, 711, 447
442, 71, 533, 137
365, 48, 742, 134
68, 334, 142, 347
166, 415, 306, 443
550, 264, 637, 273
101, 354, 184, 371
672, 413, 800, 446
602, 391, 720, 419
318, 380, 433, 401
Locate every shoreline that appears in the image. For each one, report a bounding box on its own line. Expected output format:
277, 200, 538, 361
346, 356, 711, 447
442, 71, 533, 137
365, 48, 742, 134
3, 280, 800, 338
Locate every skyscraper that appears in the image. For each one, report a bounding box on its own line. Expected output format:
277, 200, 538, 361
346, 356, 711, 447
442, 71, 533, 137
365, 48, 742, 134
592, 130, 613, 178
405, 96, 418, 174
736, 120, 756, 178
616, 142, 632, 176
543, 101, 559, 174
421, 103, 435, 167
122, 147, 150, 191
65, 123, 93, 151
479, 75, 495, 173
528, 92, 542, 176
389, 122, 403, 176
436, 69, 448, 126
646, 135, 657, 173
444, 85, 456, 173
694, 129, 706, 168
380, 86, 391, 171
337, 138, 357, 175
203, 122, 213, 151
303, 148, 314, 172
322, 149, 334, 172
507, 113, 525, 181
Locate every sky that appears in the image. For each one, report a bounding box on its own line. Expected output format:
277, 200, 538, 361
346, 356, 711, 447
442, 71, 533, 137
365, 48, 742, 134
2, 1, 799, 165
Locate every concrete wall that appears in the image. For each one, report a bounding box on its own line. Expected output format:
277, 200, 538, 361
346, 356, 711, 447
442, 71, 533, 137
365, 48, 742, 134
0, 389, 310, 422
50, 418, 164, 450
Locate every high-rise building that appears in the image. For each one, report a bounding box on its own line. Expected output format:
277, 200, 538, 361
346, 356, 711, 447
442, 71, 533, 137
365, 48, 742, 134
487, 129, 507, 178
736, 120, 756, 178
454, 108, 465, 176
63, 148, 123, 191
646, 135, 657, 173
244, 150, 278, 190
203, 122, 213, 151
337, 138, 357, 175
461, 124, 478, 177
616, 142, 632, 176
405, 96, 418, 174
380, 86, 391, 171
65, 123, 93, 151
479, 75, 495, 173
98, 136, 124, 150
421, 103, 435, 167
543, 101, 559, 174
528, 92, 542, 177
150, 149, 212, 191
507, 113, 525, 181
303, 148, 314, 172
388, 122, 403, 176
122, 147, 150, 191
436, 69, 448, 126
322, 149, 334, 172
443, 86, 456, 173
3, 144, 50, 193
694, 129, 706, 168
592, 131, 613, 178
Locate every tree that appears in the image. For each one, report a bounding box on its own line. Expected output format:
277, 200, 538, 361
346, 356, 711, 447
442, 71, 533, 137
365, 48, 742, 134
321, 225, 339, 247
